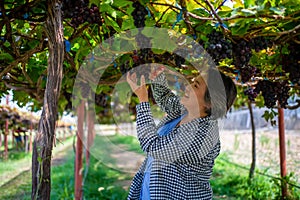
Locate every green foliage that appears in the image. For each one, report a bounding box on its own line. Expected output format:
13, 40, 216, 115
262, 109, 278, 126
1, 0, 299, 120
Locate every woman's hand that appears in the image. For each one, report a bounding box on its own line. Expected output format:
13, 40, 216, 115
149, 66, 165, 80
127, 72, 148, 103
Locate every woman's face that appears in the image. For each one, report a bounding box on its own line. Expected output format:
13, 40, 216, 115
180, 74, 209, 115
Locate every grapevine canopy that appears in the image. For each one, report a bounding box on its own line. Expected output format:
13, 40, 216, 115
0, 0, 299, 119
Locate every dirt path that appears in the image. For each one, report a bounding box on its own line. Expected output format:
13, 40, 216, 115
110, 144, 145, 174
111, 144, 145, 190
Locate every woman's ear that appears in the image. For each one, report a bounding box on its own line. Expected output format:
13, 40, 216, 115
203, 102, 211, 115
204, 102, 211, 110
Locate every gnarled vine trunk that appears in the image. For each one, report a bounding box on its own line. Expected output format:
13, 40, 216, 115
31, 0, 64, 199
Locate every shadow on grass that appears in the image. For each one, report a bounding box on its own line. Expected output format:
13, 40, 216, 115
0, 170, 31, 200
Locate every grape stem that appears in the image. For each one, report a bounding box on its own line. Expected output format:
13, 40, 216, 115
293, 39, 300, 44
258, 24, 300, 39
149, 2, 181, 11
187, 12, 215, 21
178, 0, 196, 36
203, 0, 229, 34
192, 0, 211, 15
155, 7, 171, 25
275, 24, 300, 41
22, 62, 34, 85
0, 39, 45, 78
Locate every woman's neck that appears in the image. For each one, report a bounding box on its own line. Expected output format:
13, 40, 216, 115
179, 111, 208, 125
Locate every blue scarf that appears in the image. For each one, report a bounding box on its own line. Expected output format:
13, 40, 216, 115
140, 114, 186, 200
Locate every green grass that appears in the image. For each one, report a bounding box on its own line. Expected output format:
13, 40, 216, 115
104, 134, 144, 154
50, 135, 133, 199
0, 150, 32, 185
0, 170, 32, 200
211, 154, 300, 200
0, 137, 74, 199
1, 134, 299, 200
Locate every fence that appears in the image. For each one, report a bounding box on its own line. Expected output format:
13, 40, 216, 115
92, 107, 299, 136
222, 107, 300, 131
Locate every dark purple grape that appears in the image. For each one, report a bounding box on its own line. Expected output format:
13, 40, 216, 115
249, 36, 269, 52
62, 0, 102, 27
240, 65, 257, 83
281, 42, 300, 86
232, 39, 252, 68
244, 87, 258, 102
254, 79, 290, 108
205, 30, 232, 63
131, 2, 148, 28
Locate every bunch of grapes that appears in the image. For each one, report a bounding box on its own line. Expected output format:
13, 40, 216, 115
174, 54, 185, 67
249, 36, 269, 52
131, 1, 148, 28
133, 32, 152, 65
119, 50, 151, 79
63, 91, 72, 110
274, 81, 290, 108
160, 52, 174, 63
135, 32, 151, 49
62, 0, 88, 18
95, 93, 108, 107
232, 39, 252, 68
240, 65, 257, 83
131, 63, 151, 80
244, 87, 258, 102
206, 30, 232, 63
173, 47, 189, 68
254, 80, 290, 108
80, 82, 90, 98
62, 0, 102, 27
116, 0, 152, 77
130, 11, 153, 79
281, 42, 300, 85
254, 80, 277, 108
119, 61, 131, 75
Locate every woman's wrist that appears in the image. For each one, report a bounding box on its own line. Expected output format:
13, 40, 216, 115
138, 96, 149, 103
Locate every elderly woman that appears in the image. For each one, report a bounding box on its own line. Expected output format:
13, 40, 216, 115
126, 66, 237, 200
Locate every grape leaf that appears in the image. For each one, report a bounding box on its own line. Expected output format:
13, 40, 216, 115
269, 6, 286, 15
231, 19, 252, 35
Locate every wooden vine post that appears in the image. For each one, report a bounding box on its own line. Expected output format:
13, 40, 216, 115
278, 107, 287, 198
75, 100, 85, 200
29, 118, 33, 152
4, 94, 9, 159
31, 0, 64, 199
86, 108, 95, 165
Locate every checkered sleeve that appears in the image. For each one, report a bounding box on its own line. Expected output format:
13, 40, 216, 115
151, 73, 186, 118
136, 102, 219, 164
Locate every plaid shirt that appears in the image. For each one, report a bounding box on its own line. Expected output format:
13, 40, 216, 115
127, 74, 220, 200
